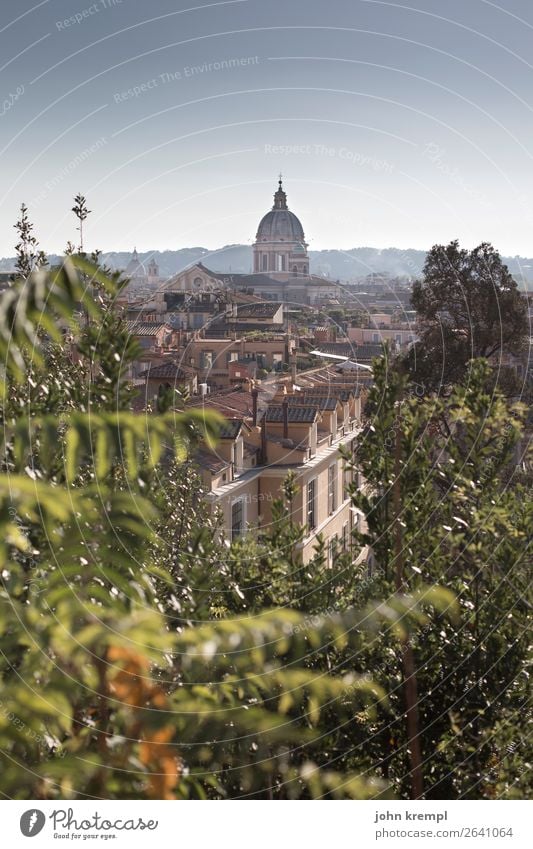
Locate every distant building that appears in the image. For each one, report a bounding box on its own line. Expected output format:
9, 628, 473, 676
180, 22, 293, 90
178, 334, 295, 389
253, 178, 309, 278
347, 327, 418, 350
140, 361, 197, 405
160, 262, 220, 295
147, 256, 160, 286
123, 249, 160, 291
157, 179, 340, 306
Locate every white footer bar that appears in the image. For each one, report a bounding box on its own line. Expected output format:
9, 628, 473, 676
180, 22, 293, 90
4, 799, 531, 848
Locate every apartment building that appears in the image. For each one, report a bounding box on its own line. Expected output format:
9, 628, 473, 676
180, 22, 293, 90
180, 334, 296, 388
140, 361, 198, 405
347, 326, 418, 349
189, 373, 365, 564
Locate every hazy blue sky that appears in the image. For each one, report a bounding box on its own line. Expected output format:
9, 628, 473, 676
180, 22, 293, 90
1, 0, 533, 257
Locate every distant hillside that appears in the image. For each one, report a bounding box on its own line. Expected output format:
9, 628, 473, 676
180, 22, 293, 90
1, 245, 532, 286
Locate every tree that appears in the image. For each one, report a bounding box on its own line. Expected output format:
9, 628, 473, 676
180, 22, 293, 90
71, 193, 91, 254
405, 241, 528, 393
345, 355, 531, 798
13, 203, 47, 279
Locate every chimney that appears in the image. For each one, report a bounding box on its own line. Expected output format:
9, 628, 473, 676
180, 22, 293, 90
251, 387, 258, 426
282, 398, 289, 439
260, 415, 267, 464
291, 354, 297, 386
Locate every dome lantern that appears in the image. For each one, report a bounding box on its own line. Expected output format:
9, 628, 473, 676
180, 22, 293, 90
273, 176, 288, 210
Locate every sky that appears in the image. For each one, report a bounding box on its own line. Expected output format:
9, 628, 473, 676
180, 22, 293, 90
1, 0, 533, 258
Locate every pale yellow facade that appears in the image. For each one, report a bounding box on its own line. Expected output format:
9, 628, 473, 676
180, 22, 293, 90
200, 384, 364, 564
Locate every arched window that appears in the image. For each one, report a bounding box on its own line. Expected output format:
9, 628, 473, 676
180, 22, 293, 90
292, 265, 298, 277
193, 276, 203, 287
303, 265, 308, 276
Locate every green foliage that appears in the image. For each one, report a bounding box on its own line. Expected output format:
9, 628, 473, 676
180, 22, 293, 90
0, 256, 109, 384
347, 355, 532, 798
13, 203, 47, 280
169, 591, 454, 799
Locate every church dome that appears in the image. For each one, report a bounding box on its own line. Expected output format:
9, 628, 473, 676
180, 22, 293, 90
255, 179, 305, 243
125, 248, 146, 278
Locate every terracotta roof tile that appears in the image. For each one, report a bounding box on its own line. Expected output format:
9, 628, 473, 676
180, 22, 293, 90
218, 419, 243, 439
125, 321, 170, 337
140, 362, 189, 379
266, 405, 318, 423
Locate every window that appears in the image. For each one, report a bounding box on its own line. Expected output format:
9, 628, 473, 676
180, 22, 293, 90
328, 535, 337, 564
201, 350, 213, 369
262, 254, 268, 271
328, 464, 337, 514
342, 522, 348, 552
343, 464, 352, 498
231, 499, 244, 540
227, 351, 238, 363
307, 479, 316, 530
